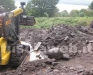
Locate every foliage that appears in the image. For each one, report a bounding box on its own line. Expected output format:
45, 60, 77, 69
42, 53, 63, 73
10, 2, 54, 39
79, 9, 88, 17
25, 1, 93, 17
79, 12, 84, 17
89, 1, 93, 10
0, 0, 16, 11
70, 10, 79, 17
56, 8, 93, 17
86, 9, 93, 16
21, 17, 93, 29
61, 10, 69, 17
25, 0, 59, 17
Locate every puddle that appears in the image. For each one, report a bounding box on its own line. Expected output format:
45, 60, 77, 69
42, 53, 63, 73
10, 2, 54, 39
21, 41, 44, 62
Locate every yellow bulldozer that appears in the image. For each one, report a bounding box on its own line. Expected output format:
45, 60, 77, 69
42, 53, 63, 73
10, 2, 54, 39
0, 2, 35, 68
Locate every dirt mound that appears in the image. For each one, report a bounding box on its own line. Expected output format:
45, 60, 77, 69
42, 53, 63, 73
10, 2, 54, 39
41, 24, 93, 47
39, 24, 93, 59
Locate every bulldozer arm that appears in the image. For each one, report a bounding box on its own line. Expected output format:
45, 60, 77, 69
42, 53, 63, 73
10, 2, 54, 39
19, 16, 36, 26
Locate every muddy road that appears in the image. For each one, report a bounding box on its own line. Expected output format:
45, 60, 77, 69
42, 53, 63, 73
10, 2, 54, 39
1, 24, 93, 75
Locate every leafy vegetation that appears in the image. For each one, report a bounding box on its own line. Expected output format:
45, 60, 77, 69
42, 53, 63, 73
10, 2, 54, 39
21, 1, 93, 29
25, 0, 59, 17
21, 17, 93, 29
59, 1, 93, 17
59, 9, 93, 17
0, 0, 15, 11
89, 1, 93, 10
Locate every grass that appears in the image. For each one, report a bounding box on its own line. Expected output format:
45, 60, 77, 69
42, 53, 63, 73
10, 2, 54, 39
21, 17, 93, 29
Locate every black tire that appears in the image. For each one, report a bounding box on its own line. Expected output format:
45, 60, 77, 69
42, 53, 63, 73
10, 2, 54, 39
10, 52, 22, 68
10, 44, 28, 68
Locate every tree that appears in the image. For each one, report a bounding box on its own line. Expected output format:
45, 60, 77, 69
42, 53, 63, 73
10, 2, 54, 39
61, 10, 69, 17
89, 1, 93, 10
70, 10, 79, 17
25, 0, 59, 17
0, 0, 16, 11
79, 9, 88, 17
88, 1, 93, 16
86, 9, 93, 16
79, 12, 84, 17
80, 9, 88, 13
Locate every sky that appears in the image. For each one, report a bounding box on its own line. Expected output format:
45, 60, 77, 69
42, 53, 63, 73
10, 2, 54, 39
15, 0, 93, 12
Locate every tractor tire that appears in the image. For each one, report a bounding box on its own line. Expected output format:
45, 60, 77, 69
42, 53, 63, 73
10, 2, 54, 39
10, 44, 28, 68
10, 52, 22, 68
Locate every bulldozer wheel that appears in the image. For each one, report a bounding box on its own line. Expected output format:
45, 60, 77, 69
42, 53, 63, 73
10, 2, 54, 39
10, 44, 28, 68
10, 52, 22, 68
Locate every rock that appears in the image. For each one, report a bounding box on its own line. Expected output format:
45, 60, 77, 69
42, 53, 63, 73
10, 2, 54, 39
63, 53, 70, 60
53, 69, 59, 72
12, 70, 15, 73
42, 63, 46, 67
69, 32, 75, 37
18, 72, 22, 75
46, 47, 63, 60
76, 65, 83, 69
22, 68, 27, 72
70, 67, 75, 70
87, 43, 92, 53
51, 66, 55, 69
64, 36, 69, 41
76, 65, 84, 74
45, 58, 55, 65
52, 62, 59, 66
91, 68, 93, 71
83, 46, 88, 53
77, 69, 84, 74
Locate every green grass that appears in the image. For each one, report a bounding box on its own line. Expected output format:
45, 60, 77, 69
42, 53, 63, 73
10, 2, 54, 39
21, 17, 93, 29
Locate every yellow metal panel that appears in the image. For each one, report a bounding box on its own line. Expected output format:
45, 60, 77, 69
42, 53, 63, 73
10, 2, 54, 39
1, 53, 10, 65
11, 8, 23, 17
0, 37, 10, 65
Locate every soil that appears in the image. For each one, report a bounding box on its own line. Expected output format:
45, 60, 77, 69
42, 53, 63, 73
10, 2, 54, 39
1, 24, 93, 75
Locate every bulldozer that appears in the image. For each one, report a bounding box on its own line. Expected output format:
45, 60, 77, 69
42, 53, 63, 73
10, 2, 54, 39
0, 2, 35, 68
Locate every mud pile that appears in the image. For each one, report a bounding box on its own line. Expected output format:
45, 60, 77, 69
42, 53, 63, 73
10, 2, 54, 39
20, 24, 93, 52
1, 24, 93, 75
39, 25, 93, 59
42, 24, 93, 47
